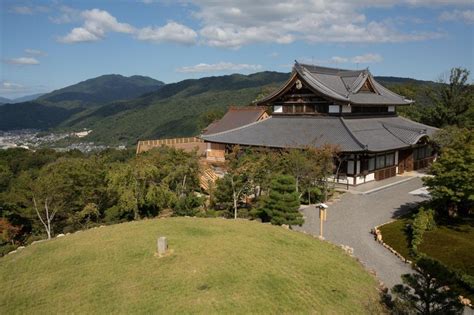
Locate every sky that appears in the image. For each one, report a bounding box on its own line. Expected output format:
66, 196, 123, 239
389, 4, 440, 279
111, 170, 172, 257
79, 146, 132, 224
1, 0, 473, 99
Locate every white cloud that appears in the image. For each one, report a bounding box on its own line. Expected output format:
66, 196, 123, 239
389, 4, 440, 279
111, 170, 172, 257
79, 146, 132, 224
327, 53, 383, 64
58, 9, 197, 45
25, 49, 47, 56
58, 27, 101, 43
187, 0, 447, 48
1, 82, 24, 90
331, 56, 349, 64
176, 62, 262, 73
4, 57, 40, 65
10, 6, 33, 15
136, 22, 198, 45
439, 9, 474, 24
58, 9, 134, 43
10, 5, 49, 15
351, 53, 383, 63
49, 6, 82, 24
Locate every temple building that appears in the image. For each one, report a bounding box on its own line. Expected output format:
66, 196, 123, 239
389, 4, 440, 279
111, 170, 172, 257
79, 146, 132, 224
201, 62, 438, 186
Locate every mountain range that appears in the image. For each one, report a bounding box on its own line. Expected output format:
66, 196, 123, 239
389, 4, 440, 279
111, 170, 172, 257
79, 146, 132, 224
0, 93, 46, 105
0, 72, 435, 145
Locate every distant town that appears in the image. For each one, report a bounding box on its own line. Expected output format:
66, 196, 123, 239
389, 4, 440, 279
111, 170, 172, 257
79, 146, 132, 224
0, 129, 125, 152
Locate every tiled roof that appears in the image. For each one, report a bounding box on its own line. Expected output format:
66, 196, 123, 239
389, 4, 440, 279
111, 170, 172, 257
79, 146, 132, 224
202, 106, 267, 135
201, 115, 438, 153
257, 62, 413, 106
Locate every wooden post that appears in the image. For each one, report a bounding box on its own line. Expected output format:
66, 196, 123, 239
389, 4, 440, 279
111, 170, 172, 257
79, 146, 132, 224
319, 208, 324, 238
317, 204, 328, 240
157, 236, 168, 256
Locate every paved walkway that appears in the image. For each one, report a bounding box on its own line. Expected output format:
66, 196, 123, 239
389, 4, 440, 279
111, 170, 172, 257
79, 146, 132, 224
295, 178, 425, 289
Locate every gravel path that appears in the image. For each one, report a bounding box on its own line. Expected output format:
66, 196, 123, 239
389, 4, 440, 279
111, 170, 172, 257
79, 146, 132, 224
295, 177, 425, 289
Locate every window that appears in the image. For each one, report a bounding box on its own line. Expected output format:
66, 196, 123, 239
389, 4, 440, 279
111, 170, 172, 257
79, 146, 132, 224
386, 153, 395, 166
352, 106, 388, 114
368, 156, 375, 171
295, 105, 304, 113
305, 105, 315, 113
414, 145, 433, 160
376, 155, 386, 169
283, 105, 293, 113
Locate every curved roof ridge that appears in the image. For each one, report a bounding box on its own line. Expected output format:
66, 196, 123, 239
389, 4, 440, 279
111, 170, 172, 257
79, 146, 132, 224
339, 117, 367, 150
382, 121, 427, 133
254, 71, 298, 105
201, 116, 269, 137
396, 115, 439, 130
295, 64, 349, 102
349, 71, 370, 94
369, 74, 414, 103
296, 62, 364, 76
381, 124, 414, 144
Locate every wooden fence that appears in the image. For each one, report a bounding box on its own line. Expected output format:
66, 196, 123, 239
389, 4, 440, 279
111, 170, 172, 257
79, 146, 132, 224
136, 137, 206, 155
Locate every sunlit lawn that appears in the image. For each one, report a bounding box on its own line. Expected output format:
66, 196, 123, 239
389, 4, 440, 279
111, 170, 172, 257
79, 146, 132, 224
0, 218, 382, 314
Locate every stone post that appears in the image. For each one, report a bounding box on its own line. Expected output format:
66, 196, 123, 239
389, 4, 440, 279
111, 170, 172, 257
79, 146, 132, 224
157, 236, 168, 255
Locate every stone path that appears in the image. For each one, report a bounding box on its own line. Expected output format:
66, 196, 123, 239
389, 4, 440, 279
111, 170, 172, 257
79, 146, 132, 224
295, 177, 425, 288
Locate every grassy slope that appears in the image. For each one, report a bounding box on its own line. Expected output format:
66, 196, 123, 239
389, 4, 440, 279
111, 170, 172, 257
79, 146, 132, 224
0, 218, 381, 314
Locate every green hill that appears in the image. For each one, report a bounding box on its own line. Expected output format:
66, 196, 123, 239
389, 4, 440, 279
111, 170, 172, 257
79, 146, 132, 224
39, 74, 164, 107
64, 71, 289, 144
0, 218, 382, 313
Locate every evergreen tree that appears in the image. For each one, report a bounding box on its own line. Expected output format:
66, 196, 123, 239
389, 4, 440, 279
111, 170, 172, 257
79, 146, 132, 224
259, 175, 303, 226
390, 258, 463, 315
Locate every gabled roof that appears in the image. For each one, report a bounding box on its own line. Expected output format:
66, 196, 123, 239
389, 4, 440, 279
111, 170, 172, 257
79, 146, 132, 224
257, 62, 414, 106
202, 106, 267, 135
201, 115, 437, 153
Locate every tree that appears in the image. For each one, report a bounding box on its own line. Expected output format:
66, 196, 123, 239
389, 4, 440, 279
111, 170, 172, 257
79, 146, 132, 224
224, 146, 253, 219
282, 146, 337, 203
107, 158, 173, 220
421, 68, 473, 128
423, 128, 473, 217
390, 259, 463, 315
0, 218, 21, 245
283, 149, 310, 195
258, 174, 303, 226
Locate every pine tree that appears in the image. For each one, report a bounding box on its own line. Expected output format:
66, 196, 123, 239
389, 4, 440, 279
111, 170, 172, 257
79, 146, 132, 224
259, 175, 303, 226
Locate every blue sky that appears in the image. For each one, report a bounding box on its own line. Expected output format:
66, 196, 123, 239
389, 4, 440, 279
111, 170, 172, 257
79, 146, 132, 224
1, 0, 473, 98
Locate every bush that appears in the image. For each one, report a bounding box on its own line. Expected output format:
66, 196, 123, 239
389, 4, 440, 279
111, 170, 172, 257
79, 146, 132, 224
173, 194, 203, 217
300, 186, 323, 205
410, 207, 436, 255
0, 244, 18, 257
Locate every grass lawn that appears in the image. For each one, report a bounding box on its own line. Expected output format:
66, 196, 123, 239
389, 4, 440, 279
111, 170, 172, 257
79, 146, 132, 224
0, 218, 382, 314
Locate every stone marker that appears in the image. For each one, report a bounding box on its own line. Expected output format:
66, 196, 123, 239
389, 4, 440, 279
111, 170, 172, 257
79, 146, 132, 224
157, 236, 168, 255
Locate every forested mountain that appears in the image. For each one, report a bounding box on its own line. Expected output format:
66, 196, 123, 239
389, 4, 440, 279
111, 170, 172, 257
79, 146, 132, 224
0, 71, 439, 145
38, 74, 164, 107
9, 93, 46, 103
0, 74, 164, 131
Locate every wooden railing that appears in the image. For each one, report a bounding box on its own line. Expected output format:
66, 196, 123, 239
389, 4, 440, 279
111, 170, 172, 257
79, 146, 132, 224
374, 166, 397, 181
136, 137, 205, 154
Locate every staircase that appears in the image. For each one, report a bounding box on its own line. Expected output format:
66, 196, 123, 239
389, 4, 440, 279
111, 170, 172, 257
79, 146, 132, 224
199, 161, 225, 191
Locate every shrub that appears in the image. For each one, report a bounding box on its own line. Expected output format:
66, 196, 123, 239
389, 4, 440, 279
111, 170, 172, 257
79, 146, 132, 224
410, 207, 436, 255
300, 186, 323, 205
0, 244, 18, 257
173, 194, 203, 217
